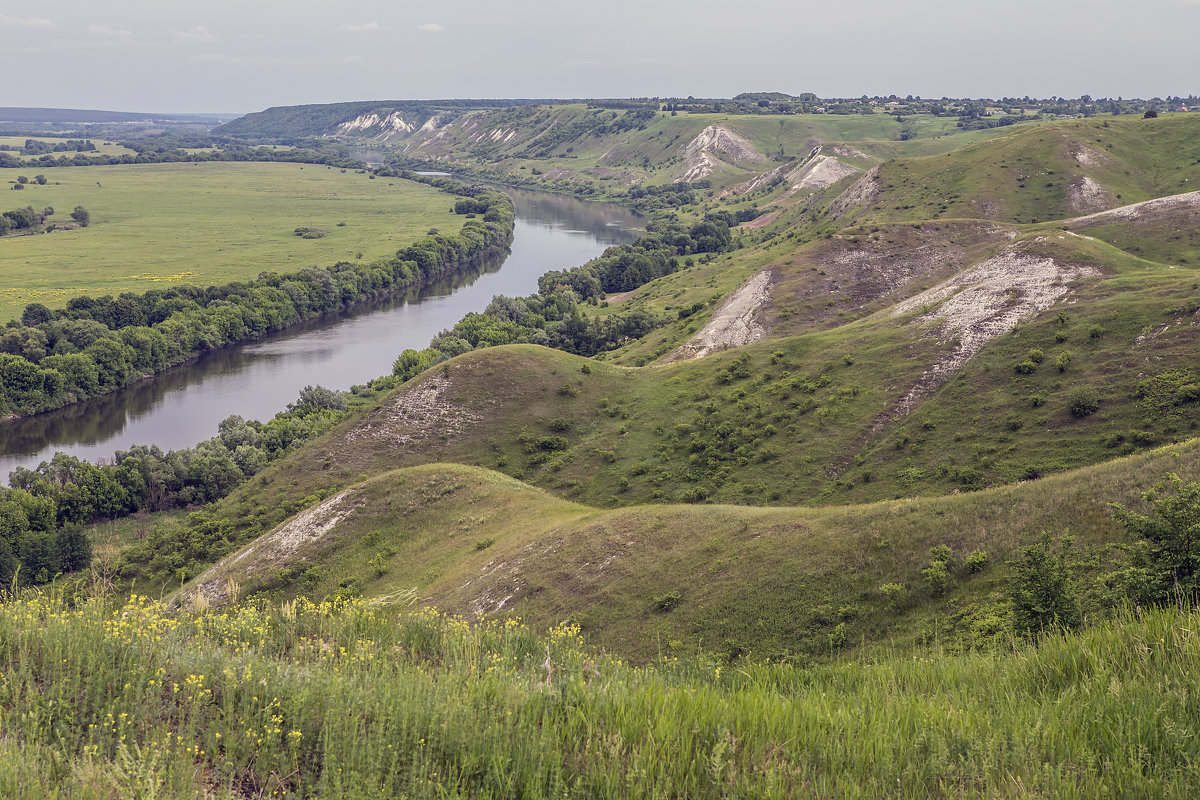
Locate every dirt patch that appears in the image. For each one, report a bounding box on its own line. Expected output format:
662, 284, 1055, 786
662, 270, 772, 362
1066, 190, 1200, 226
1066, 175, 1112, 213
766, 221, 1019, 335
831, 166, 881, 218
347, 373, 485, 449
1069, 143, 1116, 169
736, 209, 782, 230
605, 287, 644, 304
720, 164, 789, 197
787, 155, 861, 193
675, 125, 764, 182
181, 489, 359, 607
885, 244, 1101, 417
829, 144, 871, 161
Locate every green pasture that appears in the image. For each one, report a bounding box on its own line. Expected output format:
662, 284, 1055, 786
0, 162, 459, 321
0, 135, 135, 158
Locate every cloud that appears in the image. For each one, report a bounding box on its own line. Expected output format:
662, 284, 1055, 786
0, 15, 56, 29
171, 25, 219, 44
339, 21, 381, 33
416, 23, 446, 33
87, 24, 134, 38
341, 55, 365, 64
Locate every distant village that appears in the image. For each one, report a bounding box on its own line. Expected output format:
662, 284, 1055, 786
599, 93, 1199, 130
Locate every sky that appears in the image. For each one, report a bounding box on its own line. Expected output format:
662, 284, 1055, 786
3, 0, 1199, 113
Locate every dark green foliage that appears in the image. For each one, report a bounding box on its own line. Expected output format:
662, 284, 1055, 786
964, 549, 989, 573
1109, 475, 1200, 603
0, 185, 514, 418
1135, 369, 1199, 418
289, 385, 348, 414
1008, 533, 1080, 636
652, 591, 682, 612
1066, 387, 1100, 417
54, 526, 92, 573
0, 538, 15, 588
69, 205, 90, 227
922, 545, 955, 595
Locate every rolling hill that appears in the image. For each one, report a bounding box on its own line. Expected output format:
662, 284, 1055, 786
93, 110, 1200, 662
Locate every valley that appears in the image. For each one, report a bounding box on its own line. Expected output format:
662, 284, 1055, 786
2, 98, 1200, 797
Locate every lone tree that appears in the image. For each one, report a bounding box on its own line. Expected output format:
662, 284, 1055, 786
70, 206, 90, 227
1008, 533, 1080, 636
1111, 474, 1200, 604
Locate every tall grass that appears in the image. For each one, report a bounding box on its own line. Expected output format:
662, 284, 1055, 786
1, 590, 1197, 798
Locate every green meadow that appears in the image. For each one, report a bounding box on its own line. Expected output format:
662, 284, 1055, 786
2, 591, 1196, 798
0, 162, 459, 321
0, 135, 136, 159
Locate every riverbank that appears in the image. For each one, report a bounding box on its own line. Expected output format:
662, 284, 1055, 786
0, 180, 515, 421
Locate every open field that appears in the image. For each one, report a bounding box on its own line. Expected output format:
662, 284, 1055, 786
3, 590, 1196, 798
0, 135, 135, 159
0, 162, 460, 321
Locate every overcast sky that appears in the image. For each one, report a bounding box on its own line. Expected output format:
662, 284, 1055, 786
3, 0, 1198, 113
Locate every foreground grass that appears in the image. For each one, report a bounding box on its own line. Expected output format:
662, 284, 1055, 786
0, 162, 459, 321
1, 591, 1196, 798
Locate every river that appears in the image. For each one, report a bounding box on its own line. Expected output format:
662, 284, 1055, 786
0, 186, 642, 478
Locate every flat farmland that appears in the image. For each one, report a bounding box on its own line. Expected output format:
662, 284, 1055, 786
0, 162, 460, 321
0, 136, 136, 159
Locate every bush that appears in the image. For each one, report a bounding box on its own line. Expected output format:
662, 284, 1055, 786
54, 526, 92, 573
1109, 474, 1200, 603
1008, 533, 1080, 636
1055, 351, 1072, 372
964, 549, 989, 573
1067, 387, 1100, 417
879, 582, 907, 610
652, 591, 682, 612
1013, 360, 1038, 375
922, 559, 953, 596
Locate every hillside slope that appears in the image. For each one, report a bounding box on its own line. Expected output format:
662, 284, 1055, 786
112, 112, 1200, 663
183, 439, 1200, 661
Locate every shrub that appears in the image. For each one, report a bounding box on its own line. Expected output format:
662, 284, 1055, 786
964, 549, 989, 573
1013, 360, 1038, 375
1088, 324, 1105, 339
828, 622, 848, 650
1067, 387, 1100, 417
1027, 348, 1044, 364
879, 582, 907, 610
923, 560, 952, 595
1055, 351, 1072, 372
1008, 533, 1080, 636
1109, 474, 1200, 603
652, 591, 682, 612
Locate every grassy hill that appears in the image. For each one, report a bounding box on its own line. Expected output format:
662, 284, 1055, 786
5, 590, 1197, 797
80, 111, 1198, 666
176, 436, 1198, 662
6, 103, 1200, 799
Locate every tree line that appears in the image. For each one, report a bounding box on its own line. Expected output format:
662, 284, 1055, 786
389, 214, 734, 380
0, 187, 515, 418
0, 384, 352, 587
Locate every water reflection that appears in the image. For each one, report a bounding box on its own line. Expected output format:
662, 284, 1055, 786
1, 189, 641, 476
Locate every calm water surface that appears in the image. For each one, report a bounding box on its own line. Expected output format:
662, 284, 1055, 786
0, 186, 641, 477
